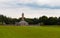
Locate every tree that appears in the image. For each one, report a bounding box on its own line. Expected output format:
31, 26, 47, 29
47, 17, 57, 25
39, 16, 48, 25
57, 17, 60, 25
0, 15, 6, 24
33, 18, 39, 24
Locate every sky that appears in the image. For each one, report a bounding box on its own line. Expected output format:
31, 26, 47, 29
0, 0, 60, 18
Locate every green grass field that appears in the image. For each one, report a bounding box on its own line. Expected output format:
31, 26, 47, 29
0, 25, 60, 38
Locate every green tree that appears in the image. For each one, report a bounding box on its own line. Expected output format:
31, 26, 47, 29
39, 16, 48, 25
47, 17, 57, 25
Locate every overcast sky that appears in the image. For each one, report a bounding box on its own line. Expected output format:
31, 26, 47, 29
0, 0, 60, 18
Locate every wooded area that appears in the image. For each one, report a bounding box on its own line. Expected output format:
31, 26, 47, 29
0, 14, 60, 25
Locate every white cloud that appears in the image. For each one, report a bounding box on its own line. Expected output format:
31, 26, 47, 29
35, 0, 60, 6
14, 0, 60, 6
0, 0, 60, 6
0, 0, 60, 8
0, 0, 14, 2
0, 7, 60, 18
17, 0, 33, 3
0, 0, 60, 18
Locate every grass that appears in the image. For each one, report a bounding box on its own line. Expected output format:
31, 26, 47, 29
0, 25, 60, 38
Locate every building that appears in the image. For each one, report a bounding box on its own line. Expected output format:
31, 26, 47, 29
15, 13, 28, 25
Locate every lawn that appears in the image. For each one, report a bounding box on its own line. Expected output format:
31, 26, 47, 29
0, 25, 60, 38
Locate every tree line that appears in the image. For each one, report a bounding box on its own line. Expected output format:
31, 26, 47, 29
0, 14, 60, 25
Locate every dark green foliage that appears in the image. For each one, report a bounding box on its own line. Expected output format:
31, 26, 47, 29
33, 18, 39, 24
25, 18, 34, 24
47, 17, 58, 25
0, 14, 60, 25
39, 16, 48, 25
0, 15, 18, 24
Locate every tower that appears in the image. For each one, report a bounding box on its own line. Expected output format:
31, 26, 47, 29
17, 13, 28, 25
22, 13, 24, 21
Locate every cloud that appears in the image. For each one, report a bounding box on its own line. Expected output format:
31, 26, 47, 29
16, 0, 60, 9
0, 7, 60, 18
0, 0, 60, 18
0, 0, 60, 9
